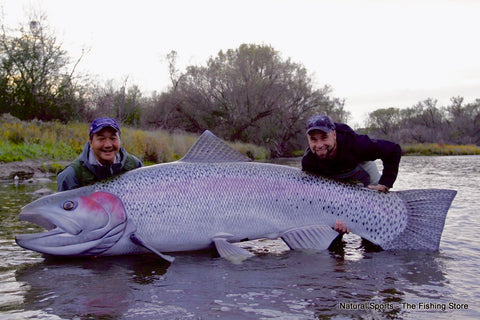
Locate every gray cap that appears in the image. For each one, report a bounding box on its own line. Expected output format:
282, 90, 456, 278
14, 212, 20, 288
306, 115, 336, 134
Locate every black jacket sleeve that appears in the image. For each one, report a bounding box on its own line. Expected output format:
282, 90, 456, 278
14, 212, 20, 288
354, 135, 402, 188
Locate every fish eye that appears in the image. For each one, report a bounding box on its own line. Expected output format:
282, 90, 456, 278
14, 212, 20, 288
62, 201, 77, 211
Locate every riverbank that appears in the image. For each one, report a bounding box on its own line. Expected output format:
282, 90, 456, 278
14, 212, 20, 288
0, 115, 270, 164
401, 143, 480, 156
2, 115, 480, 181
0, 159, 70, 181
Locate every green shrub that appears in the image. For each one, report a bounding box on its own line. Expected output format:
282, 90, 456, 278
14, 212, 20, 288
0, 117, 270, 163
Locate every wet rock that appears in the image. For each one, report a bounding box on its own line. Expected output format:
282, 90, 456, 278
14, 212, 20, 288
33, 188, 55, 196
10, 170, 35, 181
0, 160, 69, 182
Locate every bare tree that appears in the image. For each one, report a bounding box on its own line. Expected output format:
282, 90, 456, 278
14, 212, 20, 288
161, 44, 346, 156
446, 97, 480, 144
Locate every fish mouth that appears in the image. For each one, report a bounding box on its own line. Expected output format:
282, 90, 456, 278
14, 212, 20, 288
14, 210, 92, 256
15, 211, 61, 242
18, 210, 56, 231
15, 227, 66, 243
17, 210, 83, 235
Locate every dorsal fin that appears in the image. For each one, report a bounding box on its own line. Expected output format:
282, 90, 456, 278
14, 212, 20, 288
179, 130, 252, 163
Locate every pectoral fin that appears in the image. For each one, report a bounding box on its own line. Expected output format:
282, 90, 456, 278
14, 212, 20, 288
213, 235, 253, 264
130, 233, 175, 263
281, 225, 339, 251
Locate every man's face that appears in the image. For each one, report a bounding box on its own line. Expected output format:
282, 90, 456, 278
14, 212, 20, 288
89, 127, 121, 165
307, 130, 337, 159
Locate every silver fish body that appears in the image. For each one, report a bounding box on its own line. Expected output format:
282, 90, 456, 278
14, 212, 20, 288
96, 162, 405, 249
16, 131, 457, 262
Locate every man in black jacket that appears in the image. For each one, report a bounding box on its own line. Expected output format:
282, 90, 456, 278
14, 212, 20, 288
302, 115, 402, 234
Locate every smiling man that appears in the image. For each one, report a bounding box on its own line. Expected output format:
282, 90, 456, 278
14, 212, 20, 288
57, 117, 143, 191
302, 115, 402, 234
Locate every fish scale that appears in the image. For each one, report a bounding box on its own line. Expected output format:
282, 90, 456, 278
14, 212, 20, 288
15, 130, 456, 263
89, 161, 408, 250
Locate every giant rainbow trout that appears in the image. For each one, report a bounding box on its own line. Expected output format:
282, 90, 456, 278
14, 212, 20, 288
16, 131, 456, 263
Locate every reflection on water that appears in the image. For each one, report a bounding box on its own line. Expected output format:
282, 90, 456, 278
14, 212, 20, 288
9, 249, 449, 320
15, 255, 169, 319
1, 156, 479, 319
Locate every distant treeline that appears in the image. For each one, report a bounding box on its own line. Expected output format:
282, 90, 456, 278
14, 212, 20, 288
363, 96, 480, 146
1, 114, 477, 169
1, 14, 478, 157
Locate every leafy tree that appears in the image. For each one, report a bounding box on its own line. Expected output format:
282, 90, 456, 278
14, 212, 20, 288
366, 107, 401, 136
0, 13, 85, 121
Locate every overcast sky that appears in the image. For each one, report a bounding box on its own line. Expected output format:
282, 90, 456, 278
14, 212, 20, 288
2, 0, 480, 126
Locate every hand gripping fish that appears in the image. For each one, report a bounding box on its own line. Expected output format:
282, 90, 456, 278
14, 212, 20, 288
16, 131, 456, 264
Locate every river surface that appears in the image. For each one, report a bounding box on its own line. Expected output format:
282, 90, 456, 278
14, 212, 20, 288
0, 156, 479, 319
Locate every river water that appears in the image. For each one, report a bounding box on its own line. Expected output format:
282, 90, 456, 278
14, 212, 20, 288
0, 156, 479, 319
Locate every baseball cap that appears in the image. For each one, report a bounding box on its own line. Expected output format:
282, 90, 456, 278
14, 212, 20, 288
306, 115, 336, 134
89, 117, 121, 137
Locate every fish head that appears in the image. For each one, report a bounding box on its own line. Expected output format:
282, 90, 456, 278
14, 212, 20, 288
15, 188, 128, 256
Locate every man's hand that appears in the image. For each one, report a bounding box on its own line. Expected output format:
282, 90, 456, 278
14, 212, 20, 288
334, 220, 350, 234
368, 184, 389, 192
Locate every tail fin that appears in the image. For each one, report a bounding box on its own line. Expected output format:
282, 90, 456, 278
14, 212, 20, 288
382, 189, 456, 251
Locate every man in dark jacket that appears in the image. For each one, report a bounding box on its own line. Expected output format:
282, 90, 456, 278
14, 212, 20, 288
57, 117, 143, 191
302, 115, 402, 234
